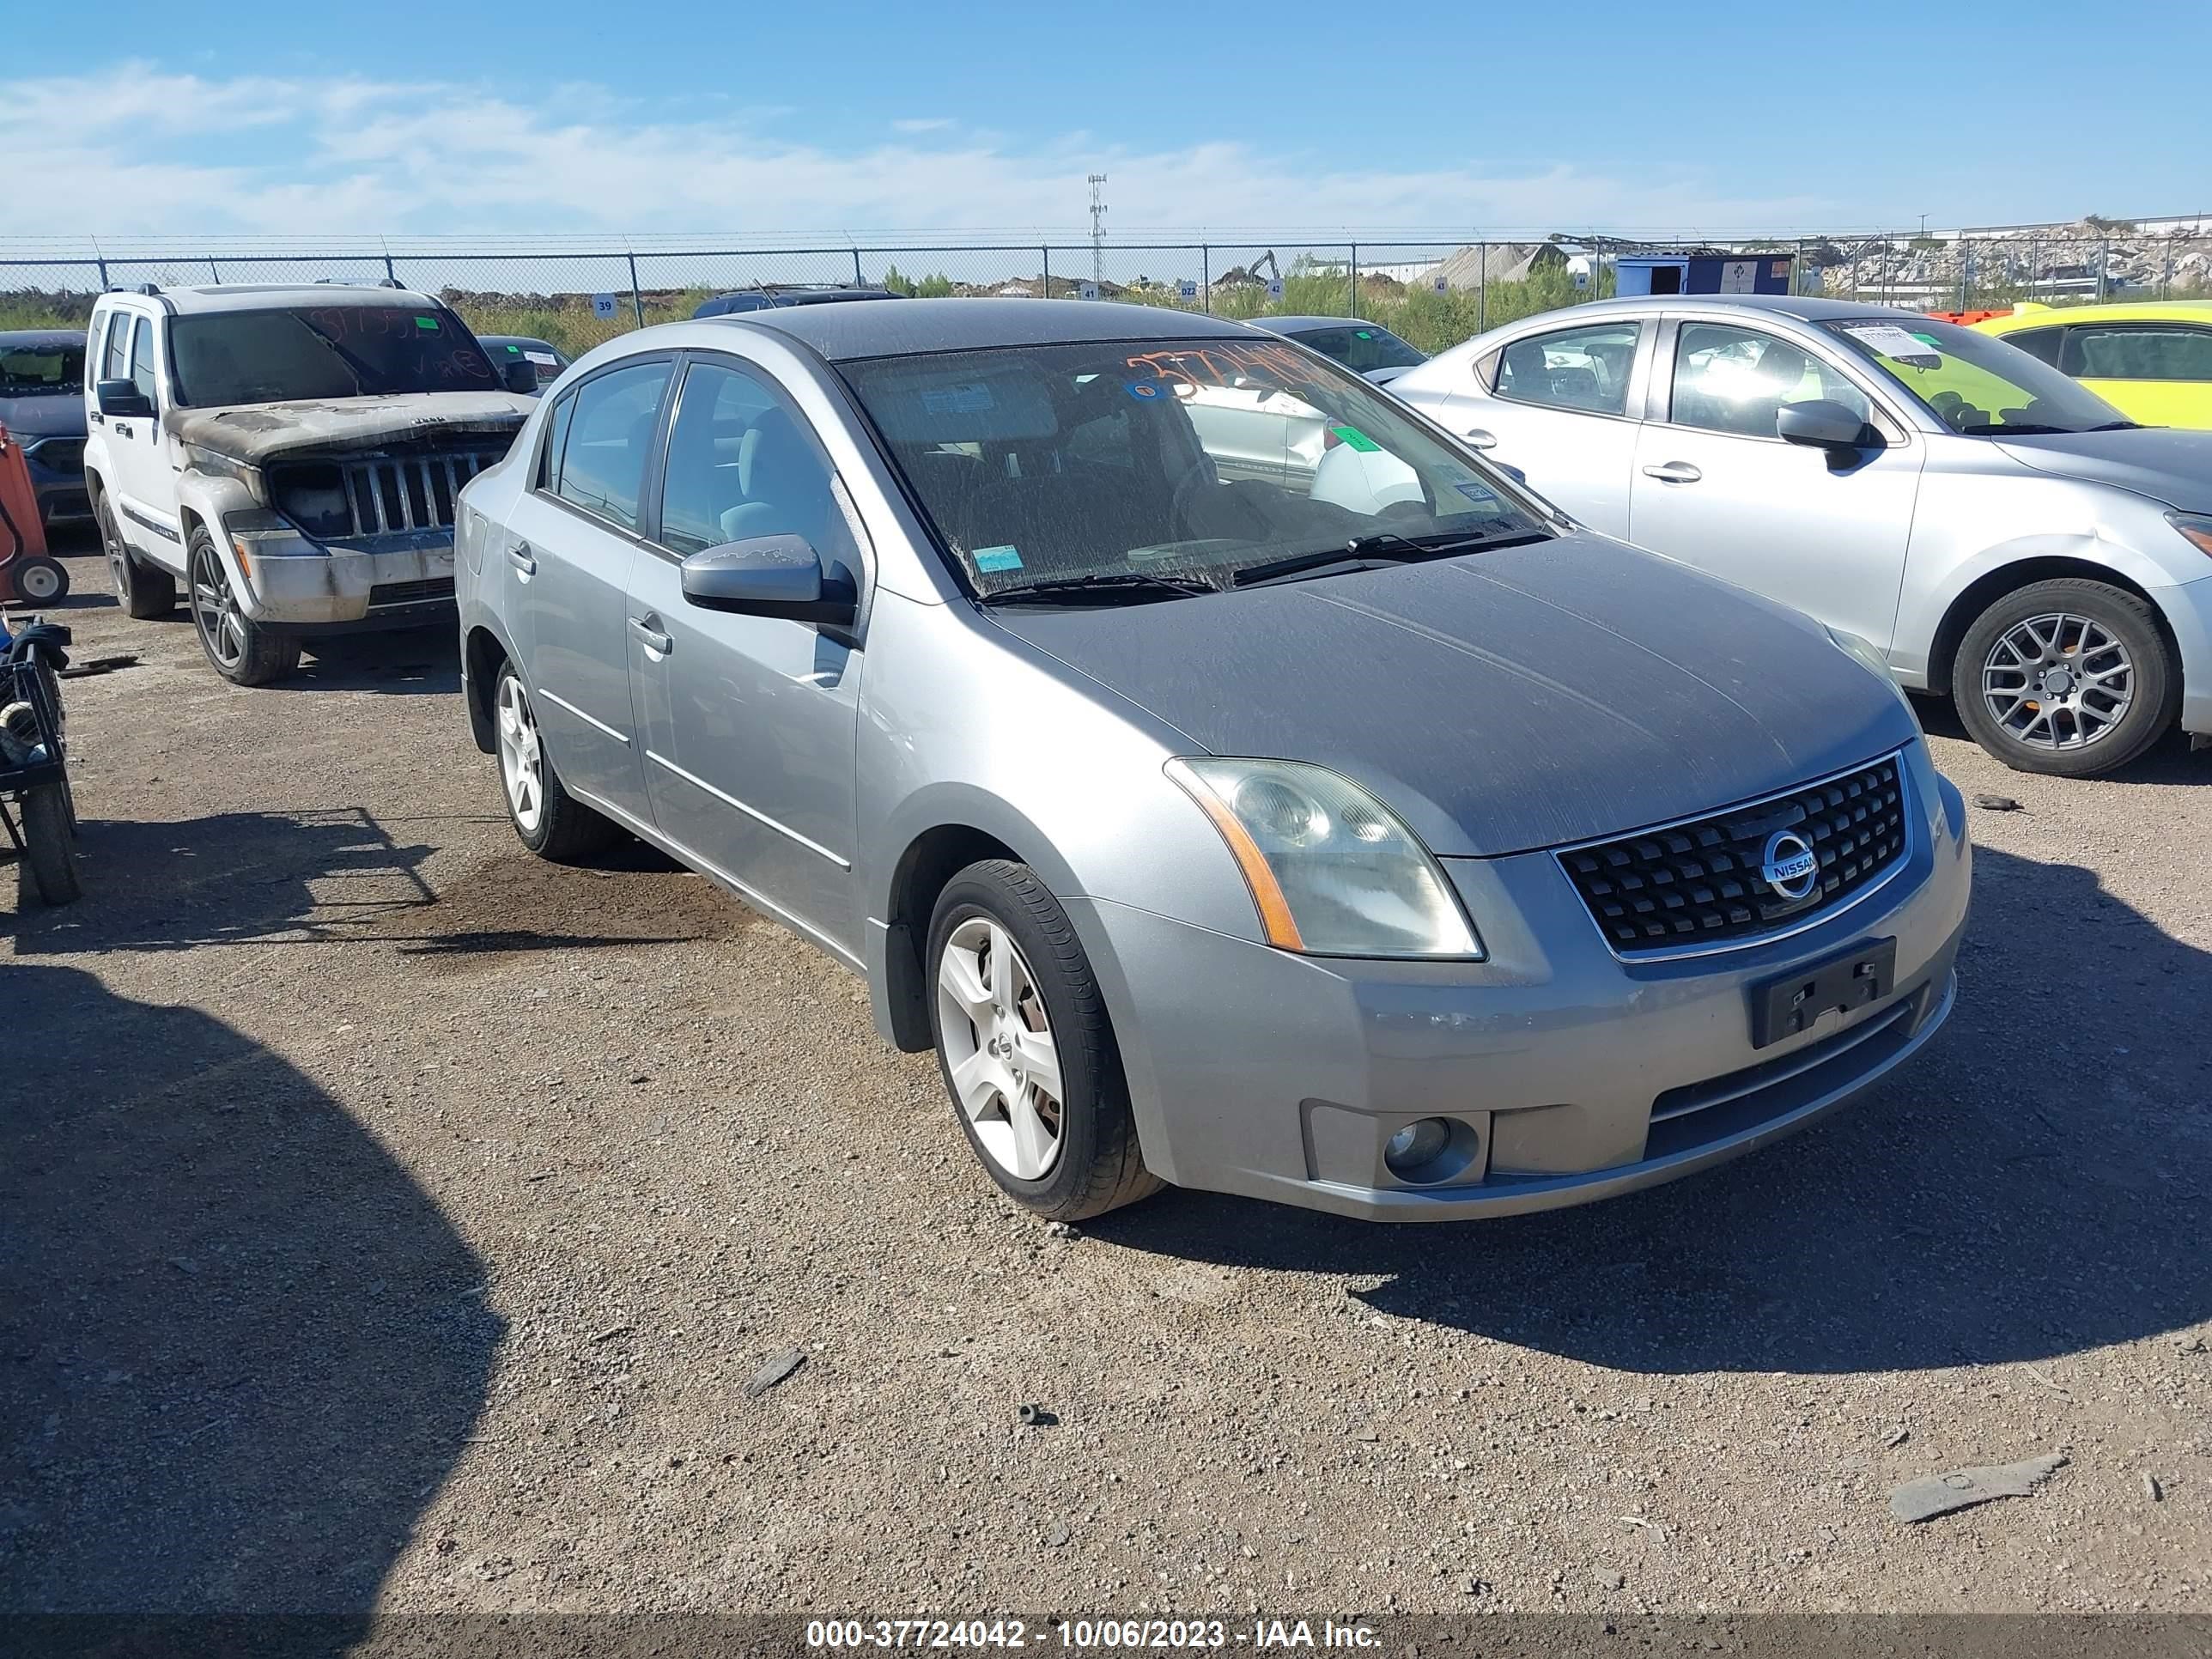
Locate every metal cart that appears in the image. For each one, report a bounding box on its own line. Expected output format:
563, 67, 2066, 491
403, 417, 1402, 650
0, 620, 78, 905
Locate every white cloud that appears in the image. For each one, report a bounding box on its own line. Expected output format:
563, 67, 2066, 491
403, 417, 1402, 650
3, 60, 1844, 242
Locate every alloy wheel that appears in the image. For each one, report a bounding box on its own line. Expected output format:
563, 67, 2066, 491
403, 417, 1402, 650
936, 916, 1065, 1180
495, 672, 546, 834
190, 543, 247, 672
101, 507, 131, 598
1980, 611, 2134, 752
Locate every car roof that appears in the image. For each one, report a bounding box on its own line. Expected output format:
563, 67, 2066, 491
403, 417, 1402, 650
725, 296, 1257, 362
1256, 316, 1392, 333
103, 283, 445, 315
476, 334, 561, 350
1979, 301, 2212, 329
0, 328, 87, 346
1525, 293, 1918, 325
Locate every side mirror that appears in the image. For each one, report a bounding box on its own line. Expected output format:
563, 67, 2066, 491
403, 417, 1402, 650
679, 535, 856, 625
95, 378, 155, 420
1777, 399, 1873, 452
1494, 462, 1528, 485
501, 358, 541, 395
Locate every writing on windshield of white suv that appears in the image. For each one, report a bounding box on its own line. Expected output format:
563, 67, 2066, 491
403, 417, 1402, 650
169, 305, 501, 407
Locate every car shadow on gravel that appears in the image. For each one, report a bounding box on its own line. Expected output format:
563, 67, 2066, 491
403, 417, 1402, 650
5, 807, 715, 960
1092, 844, 2212, 1376
278, 629, 461, 697
0, 964, 502, 1618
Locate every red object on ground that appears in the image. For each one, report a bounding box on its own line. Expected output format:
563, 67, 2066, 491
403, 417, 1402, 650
0, 421, 58, 603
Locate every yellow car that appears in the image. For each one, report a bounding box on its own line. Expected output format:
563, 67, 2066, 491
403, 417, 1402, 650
1972, 301, 2212, 428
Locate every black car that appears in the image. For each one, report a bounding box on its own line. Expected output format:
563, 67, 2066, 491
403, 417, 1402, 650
474, 335, 571, 393
691, 285, 905, 319
0, 330, 92, 529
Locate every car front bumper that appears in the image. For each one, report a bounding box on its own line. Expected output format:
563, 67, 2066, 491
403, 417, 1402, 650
2160, 571, 2212, 738
1069, 754, 1971, 1222
230, 527, 458, 631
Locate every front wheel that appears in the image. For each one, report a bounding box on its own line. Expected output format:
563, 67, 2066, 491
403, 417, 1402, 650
927, 859, 1160, 1221
1952, 578, 2175, 776
187, 530, 299, 686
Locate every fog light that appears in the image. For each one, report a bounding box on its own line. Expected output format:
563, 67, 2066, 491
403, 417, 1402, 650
1384, 1117, 1453, 1177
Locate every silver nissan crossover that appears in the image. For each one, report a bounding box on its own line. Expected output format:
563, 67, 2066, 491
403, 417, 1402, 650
453, 300, 1971, 1223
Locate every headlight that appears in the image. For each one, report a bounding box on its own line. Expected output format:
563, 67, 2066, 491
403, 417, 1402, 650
1165, 757, 1482, 958
1825, 624, 1918, 721
2170, 511, 2212, 558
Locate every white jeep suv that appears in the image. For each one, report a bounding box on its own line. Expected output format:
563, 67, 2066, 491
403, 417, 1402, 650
82, 283, 538, 684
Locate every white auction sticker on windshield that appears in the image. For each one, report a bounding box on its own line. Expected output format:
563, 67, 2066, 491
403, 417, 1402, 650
921, 381, 995, 416
1838, 323, 1943, 366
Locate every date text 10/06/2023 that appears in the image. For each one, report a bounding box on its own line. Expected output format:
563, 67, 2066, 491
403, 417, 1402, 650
805, 1620, 1382, 1650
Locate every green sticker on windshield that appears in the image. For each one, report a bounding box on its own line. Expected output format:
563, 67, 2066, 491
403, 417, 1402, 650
1355, 330, 1374, 339
415, 315, 441, 331
974, 545, 1023, 573
504, 342, 521, 352
1330, 424, 1382, 453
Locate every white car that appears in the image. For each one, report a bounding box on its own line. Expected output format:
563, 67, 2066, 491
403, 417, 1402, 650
82, 283, 537, 684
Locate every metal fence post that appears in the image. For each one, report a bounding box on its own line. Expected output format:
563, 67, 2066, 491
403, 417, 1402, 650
627, 252, 646, 329
1202, 244, 1211, 314
1477, 242, 1486, 333
1041, 246, 1049, 298
853, 249, 864, 286
1349, 243, 1358, 317
1959, 240, 1970, 311
208, 257, 221, 283
2097, 238, 2110, 301
96, 257, 110, 291
383, 251, 397, 283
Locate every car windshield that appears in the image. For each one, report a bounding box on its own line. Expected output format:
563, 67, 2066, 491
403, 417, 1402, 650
168, 305, 500, 406
1282, 323, 1426, 374
838, 336, 1546, 599
0, 338, 86, 395
1821, 315, 2129, 435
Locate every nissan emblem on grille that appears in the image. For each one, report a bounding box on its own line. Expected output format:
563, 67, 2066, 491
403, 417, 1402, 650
1760, 830, 1820, 901
1557, 756, 1908, 952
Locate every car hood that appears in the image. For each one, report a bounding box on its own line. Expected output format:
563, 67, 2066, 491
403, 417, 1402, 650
1994, 428, 2212, 511
164, 392, 534, 467
988, 534, 1917, 859
0, 393, 88, 441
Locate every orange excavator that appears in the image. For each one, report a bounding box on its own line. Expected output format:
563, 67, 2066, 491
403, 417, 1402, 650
0, 420, 70, 605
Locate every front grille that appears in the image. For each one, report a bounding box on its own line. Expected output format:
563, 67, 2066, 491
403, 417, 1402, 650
270, 449, 501, 540
1559, 755, 1909, 953
368, 576, 456, 609
24, 437, 85, 476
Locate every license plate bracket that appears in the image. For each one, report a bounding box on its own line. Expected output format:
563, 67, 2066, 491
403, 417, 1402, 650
1750, 938, 1896, 1049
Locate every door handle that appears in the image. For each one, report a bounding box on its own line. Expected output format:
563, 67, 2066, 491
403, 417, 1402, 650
507, 542, 537, 575
1461, 428, 1498, 450
1641, 461, 1703, 483
629, 615, 673, 657
113, 422, 133, 440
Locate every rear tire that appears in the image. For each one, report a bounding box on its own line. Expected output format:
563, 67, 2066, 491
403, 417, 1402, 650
491, 660, 622, 862
20, 783, 81, 905
927, 858, 1161, 1221
187, 529, 299, 686
99, 496, 174, 618
1951, 578, 2173, 776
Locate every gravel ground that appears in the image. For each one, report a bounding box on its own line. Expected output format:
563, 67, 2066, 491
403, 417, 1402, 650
3, 534, 2209, 1620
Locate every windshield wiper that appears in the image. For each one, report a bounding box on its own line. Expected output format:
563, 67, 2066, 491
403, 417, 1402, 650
2087, 420, 2142, 431
1232, 526, 1543, 588
979, 569, 1222, 606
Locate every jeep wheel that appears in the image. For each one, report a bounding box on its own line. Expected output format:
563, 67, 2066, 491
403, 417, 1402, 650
188, 529, 300, 687
99, 495, 174, 618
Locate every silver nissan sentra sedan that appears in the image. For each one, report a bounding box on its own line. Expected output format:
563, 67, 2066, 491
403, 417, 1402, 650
453, 299, 1970, 1222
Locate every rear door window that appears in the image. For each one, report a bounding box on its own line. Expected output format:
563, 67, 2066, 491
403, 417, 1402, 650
2003, 326, 2065, 368
2062, 324, 2212, 382
1494, 321, 1641, 415
549, 360, 673, 532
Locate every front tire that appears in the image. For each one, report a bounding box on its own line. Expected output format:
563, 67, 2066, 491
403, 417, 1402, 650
927, 859, 1160, 1221
187, 529, 299, 686
491, 661, 622, 862
99, 496, 174, 618
1952, 578, 2174, 776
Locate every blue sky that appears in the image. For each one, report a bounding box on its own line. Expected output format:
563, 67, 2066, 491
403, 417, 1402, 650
9, 0, 2208, 239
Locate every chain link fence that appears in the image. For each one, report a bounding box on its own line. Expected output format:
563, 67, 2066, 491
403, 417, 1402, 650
5, 228, 2206, 357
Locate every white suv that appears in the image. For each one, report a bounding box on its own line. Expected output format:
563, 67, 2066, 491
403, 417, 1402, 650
82, 283, 538, 684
